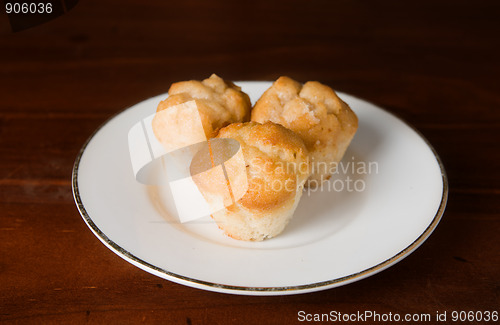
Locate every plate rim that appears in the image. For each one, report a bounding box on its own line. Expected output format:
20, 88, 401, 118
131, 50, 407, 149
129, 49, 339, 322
72, 83, 449, 295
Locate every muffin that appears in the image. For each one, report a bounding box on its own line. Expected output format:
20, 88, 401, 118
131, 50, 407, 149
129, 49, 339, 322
251, 77, 358, 186
152, 74, 251, 152
191, 122, 310, 241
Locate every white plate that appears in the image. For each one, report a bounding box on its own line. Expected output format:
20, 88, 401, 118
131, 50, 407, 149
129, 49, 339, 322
72, 82, 447, 295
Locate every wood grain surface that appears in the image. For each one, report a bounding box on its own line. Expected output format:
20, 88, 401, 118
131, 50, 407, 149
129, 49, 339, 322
1, 0, 499, 324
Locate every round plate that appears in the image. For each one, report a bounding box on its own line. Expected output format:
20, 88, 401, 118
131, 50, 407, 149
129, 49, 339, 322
72, 82, 447, 295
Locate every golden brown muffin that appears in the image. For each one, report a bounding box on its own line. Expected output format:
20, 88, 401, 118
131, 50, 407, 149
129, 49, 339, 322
191, 122, 310, 241
251, 77, 358, 186
152, 74, 251, 152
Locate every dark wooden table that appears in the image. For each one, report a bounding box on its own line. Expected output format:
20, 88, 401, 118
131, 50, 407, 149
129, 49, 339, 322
1, 0, 499, 323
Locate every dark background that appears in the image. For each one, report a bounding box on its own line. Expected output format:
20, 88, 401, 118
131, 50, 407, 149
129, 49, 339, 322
1, 0, 499, 323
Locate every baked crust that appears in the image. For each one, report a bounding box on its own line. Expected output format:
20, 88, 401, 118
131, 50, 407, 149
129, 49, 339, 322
217, 121, 310, 211
153, 74, 251, 147
191, 121, 310, 241
251, 76, 358, 185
